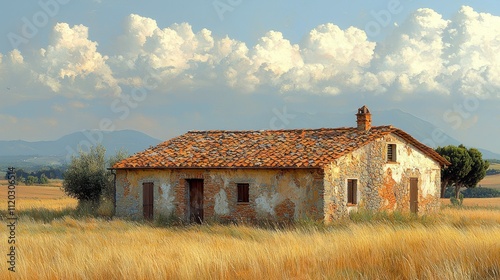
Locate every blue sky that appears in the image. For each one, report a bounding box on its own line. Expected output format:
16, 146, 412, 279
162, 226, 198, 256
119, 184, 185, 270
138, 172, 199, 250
0, 0, 499, 154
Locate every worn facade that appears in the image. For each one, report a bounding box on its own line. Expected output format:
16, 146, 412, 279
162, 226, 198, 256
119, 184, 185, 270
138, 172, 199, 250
113, 106, 449, 223
116, 168, 324, 222
323, 134, 441, 221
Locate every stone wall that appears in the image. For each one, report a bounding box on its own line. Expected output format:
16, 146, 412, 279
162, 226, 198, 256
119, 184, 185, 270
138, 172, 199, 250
323, 133, 441, 222
115, 168, 324, 222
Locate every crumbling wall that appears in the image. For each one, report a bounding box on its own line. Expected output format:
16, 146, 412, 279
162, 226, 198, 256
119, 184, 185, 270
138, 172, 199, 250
323, 133, 441, 222
115, 168, 324, 222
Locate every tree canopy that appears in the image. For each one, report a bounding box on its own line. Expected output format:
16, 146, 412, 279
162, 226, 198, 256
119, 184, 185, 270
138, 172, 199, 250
63, 145, 129, 204
435, 145, 489, 198
63, 145, 108, 202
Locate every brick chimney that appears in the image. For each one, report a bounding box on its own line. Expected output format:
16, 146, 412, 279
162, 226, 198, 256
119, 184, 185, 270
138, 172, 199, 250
356, 105, 371, 131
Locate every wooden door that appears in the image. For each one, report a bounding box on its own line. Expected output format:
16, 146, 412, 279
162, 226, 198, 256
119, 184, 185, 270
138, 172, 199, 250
143, 182, 154, 220
410, 178, 418, 214
189, 179, 204, 223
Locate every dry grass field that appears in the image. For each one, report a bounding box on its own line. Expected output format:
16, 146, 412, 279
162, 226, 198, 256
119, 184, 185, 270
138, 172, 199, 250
0, 185, 499, 279
440, 197, 500, 208
481, 162, 500, 190
480, 174, 500, 190
0, 180, 77, 210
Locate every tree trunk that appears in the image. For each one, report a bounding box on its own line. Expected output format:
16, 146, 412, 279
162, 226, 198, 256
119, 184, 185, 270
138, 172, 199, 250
454, 184, 462, 199
440, 180, 448, 198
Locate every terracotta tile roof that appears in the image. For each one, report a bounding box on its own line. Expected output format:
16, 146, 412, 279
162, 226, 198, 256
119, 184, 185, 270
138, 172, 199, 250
112, 125, 450, 169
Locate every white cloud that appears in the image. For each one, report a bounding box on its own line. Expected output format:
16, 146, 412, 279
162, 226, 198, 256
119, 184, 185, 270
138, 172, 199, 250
373, 8, 449, 95
442, 6, 500, 98
36, 23, 120, 97
253, 31, 303, 76
1, 6, 500, 103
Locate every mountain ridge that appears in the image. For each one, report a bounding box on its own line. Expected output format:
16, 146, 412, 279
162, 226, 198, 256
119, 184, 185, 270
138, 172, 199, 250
0, 129, 161, 158
0, 110, 499, 168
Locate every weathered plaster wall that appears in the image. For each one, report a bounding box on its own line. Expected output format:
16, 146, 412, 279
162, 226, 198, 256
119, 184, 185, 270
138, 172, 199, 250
115, 168, 324, 222
382, 134, 441, 214
323, 133, 441, 222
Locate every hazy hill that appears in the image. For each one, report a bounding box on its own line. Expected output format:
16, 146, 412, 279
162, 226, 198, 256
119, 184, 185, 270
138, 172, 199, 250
0, 109, 498, 170
0, 130, 161, 168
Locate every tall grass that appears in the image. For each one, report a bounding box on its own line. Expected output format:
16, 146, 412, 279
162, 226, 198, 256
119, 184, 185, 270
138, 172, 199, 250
0, 207, 499, 279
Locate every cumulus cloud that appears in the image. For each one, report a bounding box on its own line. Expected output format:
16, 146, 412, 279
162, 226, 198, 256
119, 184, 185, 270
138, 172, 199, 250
373, 8, 449, 95
443, 6, 500, 98
0, 23, 120, 102
111, 15, 219, 90
37, 23, 120, 97
1, 6, 500, 102
372, 6, 500, 98
112, 7, 500, 99
0, 49, 38, 100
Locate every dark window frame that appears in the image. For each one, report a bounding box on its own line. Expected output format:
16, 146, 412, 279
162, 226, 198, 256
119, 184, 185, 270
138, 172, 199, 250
237, 183, 250, 203
347, 179, 357, 205
387, 143, 397, 162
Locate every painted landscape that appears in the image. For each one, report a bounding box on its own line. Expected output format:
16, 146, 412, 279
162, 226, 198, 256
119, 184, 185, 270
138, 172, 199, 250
2, 1, 500, 279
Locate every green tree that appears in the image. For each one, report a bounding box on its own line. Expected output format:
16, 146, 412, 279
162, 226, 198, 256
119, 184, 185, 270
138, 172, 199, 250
25, 175, 39, 185
63, 145, 108, 203
39, 173, 49, 184
458, 147, 489, 193
436, 145, 489, 199
63, 145, 129, 216
435, 145, 471, 198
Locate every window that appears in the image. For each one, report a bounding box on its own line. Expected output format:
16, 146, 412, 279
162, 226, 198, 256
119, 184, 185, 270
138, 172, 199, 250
237, 183, 249, 203
347, 179, 357, 205
387, 144, 397, 162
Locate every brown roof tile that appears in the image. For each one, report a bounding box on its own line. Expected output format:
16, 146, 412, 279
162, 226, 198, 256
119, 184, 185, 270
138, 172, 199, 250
112, 126, 450, 169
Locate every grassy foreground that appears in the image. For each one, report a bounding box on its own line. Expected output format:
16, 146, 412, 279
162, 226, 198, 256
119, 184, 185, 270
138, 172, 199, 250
0, 206, 498, 279
1, 184, 499, 279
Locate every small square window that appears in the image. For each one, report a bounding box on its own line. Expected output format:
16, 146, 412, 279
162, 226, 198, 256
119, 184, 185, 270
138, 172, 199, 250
347, 179, 357, 205
387, 144, 397, 162
237, 183, 249, 203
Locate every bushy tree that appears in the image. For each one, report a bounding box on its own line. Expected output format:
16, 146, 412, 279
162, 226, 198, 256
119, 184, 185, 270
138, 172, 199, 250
459, 148, 489, 190
436, 145, 489, 199
39, 174, 49, 184
63, 145, 108, 203
25, 175, 39, 185
435, 145, 471, 198
63, 145, 129, 216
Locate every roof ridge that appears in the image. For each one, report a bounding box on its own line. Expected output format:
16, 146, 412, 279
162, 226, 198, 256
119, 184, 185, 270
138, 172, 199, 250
187, 125, 393, 134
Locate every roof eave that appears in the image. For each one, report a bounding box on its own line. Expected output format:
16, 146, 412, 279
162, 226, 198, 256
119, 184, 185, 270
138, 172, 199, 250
110, 166, 324, 170
390, 129, 451, 167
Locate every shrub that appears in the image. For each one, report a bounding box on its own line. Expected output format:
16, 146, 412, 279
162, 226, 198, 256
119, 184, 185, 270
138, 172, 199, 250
450, 193, 464, 206
25, 175, 39, 185
96, 198, 115, 218
39, 174, 49, 184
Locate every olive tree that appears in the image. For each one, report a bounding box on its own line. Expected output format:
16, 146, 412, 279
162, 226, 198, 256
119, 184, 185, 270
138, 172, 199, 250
63, 145, 108, 203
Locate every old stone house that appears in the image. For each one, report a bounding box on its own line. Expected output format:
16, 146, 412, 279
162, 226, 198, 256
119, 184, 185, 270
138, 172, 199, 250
112, 106, 449, 223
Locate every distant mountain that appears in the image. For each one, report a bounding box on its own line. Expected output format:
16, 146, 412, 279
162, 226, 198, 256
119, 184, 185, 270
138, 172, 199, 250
0, 130, 162, 167
1, 110, 499, 170
284, 108, 500, 160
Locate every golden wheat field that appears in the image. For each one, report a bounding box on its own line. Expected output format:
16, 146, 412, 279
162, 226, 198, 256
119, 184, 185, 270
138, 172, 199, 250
0, 180, 78, 210
1, 183, 499, 279
480, 174, 500, 190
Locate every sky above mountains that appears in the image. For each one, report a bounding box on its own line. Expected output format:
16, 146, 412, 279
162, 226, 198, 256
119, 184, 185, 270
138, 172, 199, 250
0, 1, 499, 154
